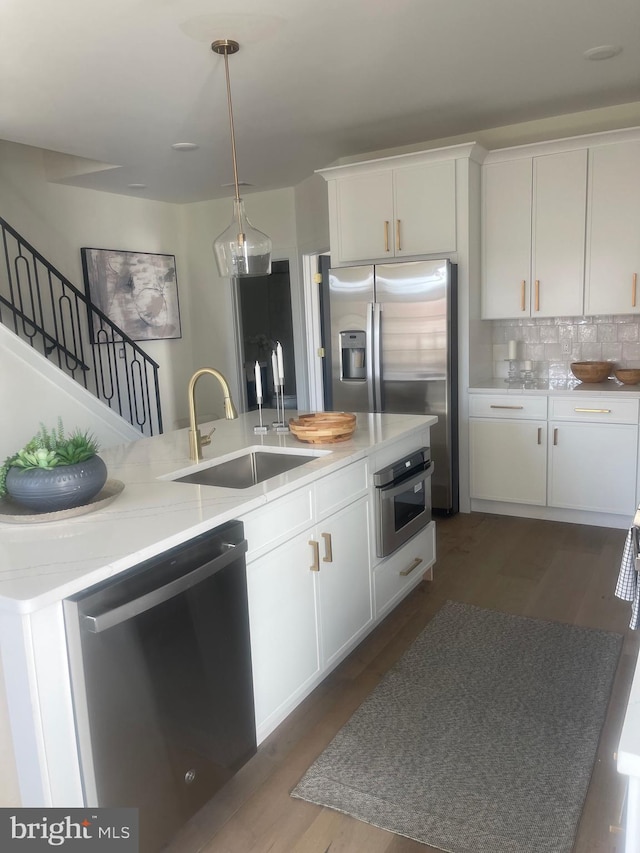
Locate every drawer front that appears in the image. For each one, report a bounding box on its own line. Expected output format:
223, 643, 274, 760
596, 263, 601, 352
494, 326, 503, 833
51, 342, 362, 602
469, 394, 548, 420
242, 486, 314, 562
373, 522, 435, 619
549, 396, 639, 424
315, 459, 368, 520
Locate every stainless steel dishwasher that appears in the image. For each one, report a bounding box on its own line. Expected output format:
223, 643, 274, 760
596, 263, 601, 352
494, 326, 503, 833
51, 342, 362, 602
63, 519, 256, 853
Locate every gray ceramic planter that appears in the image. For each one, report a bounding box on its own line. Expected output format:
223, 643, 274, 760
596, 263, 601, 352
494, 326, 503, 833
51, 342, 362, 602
5, 455, 108, 512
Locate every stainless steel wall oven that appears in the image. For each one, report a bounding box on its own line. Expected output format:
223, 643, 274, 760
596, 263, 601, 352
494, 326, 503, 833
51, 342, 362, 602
373, 447, 433, 558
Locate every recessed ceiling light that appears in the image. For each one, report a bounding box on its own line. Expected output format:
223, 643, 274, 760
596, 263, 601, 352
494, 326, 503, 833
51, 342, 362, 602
171, 142, 199, 151
583, 44, 623, 61
127, 183, 147, 189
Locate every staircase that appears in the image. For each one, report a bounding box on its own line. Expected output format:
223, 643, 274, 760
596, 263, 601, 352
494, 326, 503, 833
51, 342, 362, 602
0, 216, 162, 436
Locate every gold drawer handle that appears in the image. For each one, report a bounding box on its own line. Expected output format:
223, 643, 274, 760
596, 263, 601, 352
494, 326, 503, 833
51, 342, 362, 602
490, 405, 524, 410
309, 540, 320, 572
633, 272, 637, 308
321, 532, 333, 563
520, 280, 526, 312
574, 407, 612, 414
534, 279, 540, 312
553, 427, 558, 446
384, 221, 390, 252
396, 219, 401, 252
399, 557, 423, 577
537, 427, 542, 445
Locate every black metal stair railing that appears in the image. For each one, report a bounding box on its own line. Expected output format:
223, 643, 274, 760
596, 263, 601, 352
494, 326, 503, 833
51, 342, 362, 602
0, 216, 163, 436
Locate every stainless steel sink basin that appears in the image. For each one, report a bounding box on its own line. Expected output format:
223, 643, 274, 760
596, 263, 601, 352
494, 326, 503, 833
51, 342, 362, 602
172, 450, 318, 489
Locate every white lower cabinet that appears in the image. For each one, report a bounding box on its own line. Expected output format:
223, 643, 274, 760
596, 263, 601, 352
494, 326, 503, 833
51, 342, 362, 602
246, 529, 320, 735
469, 418, 547, 505
374, 522, 435, 619
469, 392, 640, 522
548, 420, 637, 513
469, 394, 548, 505
314, 496, 372, 669
243, 459, 375, 740
243, 445, 436, 742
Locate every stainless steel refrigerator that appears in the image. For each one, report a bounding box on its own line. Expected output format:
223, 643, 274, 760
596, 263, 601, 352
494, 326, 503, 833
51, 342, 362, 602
323, 259, 458, 514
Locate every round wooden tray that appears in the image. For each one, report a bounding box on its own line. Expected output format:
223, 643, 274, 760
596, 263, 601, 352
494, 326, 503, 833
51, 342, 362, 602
289, 412, 356, 444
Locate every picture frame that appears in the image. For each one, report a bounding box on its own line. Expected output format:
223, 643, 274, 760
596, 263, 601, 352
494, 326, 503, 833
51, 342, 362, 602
81, 247, 182, 342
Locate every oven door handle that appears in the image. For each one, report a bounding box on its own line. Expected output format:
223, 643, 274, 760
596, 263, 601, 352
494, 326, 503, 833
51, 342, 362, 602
377, 461, 434, 500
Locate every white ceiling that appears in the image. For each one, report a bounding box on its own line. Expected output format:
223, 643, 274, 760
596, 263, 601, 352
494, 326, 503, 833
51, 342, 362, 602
2, 0, 639, 203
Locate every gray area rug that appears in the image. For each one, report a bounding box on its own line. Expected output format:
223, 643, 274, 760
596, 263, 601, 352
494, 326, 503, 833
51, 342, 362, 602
291, 601, 623, 853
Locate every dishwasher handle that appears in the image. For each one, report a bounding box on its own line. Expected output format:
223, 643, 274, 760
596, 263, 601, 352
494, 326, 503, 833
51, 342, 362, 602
82, 539, 248, 634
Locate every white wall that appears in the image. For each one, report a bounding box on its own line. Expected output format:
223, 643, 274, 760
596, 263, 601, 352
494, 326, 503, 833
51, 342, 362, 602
180, 187, 316, 418
0, 324, 140, 460
0, 141, 195, 431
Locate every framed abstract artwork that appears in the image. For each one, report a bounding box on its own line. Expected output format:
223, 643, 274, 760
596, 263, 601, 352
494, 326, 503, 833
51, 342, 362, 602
81, 247, 182, 341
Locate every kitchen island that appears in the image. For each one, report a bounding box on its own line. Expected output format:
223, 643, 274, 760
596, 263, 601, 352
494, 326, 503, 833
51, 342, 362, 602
0, 410, 436, 809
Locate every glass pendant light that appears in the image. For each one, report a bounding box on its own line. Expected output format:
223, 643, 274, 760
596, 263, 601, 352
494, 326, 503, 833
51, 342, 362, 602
212, 39, 272, 278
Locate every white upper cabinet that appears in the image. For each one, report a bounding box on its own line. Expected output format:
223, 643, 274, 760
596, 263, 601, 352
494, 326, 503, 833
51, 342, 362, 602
481, 158, 532, 318
585, 140, 640, 316
482, 149, 587, 319
328, 161, 456, 263
317, 145, 480, 266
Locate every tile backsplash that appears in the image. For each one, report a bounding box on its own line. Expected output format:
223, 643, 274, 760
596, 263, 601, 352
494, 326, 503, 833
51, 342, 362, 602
492, 315, 640, 381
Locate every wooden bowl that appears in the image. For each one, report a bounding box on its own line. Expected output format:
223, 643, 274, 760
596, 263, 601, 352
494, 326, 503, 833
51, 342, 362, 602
289, 412, 356, 444
570, 361, 612, 383
614, 368, 640, 385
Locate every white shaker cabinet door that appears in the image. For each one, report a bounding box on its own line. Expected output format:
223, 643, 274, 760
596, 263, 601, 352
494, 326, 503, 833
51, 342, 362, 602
393, 160, 456, 257
585, 141, 640, 315
246, 530, 320, 737
333, 171, 394, 263
548, 421, 638, 514
532, 149, 587, 317
481, 158, 533, 318
469, 418, 547, 505
315, 496, 373, 669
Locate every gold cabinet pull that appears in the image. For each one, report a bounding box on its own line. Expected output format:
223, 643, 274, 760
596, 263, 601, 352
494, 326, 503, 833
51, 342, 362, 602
574, 407, 611, 414
309, 540, 320, 572
534, 279, 540, 312
537, 427, 542, 445
321, 532, 333, 563
553, 427, 558, 446
633, 272, 638, 308
520, 280, 526, 312
384, 221, 390, 252
399, 557, 423, 577
396, 219, 401, 252
490, 405, 524, 410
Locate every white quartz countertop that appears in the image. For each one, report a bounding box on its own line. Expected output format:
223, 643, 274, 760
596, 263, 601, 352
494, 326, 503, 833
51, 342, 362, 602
0, 410, 435, 614
618, 650, 640, 778
469, 379, 640, 396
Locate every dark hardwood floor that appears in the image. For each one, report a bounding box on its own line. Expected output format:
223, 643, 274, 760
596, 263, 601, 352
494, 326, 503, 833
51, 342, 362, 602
166, 512, 638, 853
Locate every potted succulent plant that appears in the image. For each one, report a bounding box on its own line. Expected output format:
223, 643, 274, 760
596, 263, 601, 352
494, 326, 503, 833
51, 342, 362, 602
0, 419, 107, 513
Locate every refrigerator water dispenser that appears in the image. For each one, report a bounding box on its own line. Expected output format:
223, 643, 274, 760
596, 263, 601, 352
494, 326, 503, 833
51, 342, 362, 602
339, 330, 366, 380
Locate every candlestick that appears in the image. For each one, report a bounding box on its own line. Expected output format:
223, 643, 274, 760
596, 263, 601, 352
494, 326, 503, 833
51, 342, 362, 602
254, 360, 262, 402
276, 341, 285, 384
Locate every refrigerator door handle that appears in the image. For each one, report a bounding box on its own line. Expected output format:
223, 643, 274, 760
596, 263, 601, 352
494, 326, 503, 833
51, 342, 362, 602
366, 302, 375, 411
373, 302, 383, 411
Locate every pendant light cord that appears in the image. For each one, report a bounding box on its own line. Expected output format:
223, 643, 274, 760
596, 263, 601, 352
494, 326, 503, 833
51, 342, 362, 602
221, 49, 242, 205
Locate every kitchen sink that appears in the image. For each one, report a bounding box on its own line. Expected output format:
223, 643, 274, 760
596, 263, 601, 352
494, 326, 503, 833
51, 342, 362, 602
171, 449, 321, 489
